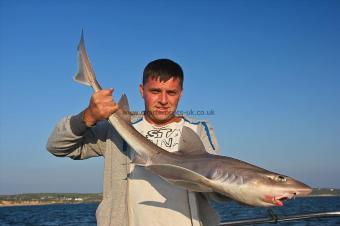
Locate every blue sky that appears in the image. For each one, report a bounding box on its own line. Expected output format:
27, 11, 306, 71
0, 0, 339, 194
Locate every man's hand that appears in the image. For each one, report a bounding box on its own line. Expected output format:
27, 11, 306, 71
83, 88, 118, 127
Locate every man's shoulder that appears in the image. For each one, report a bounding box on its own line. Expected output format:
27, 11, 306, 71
181, 115, 214, 142
181, 115, 209, 126
181, 115, 219, 154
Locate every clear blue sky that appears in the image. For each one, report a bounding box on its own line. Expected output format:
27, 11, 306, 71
0, 0, 339, 195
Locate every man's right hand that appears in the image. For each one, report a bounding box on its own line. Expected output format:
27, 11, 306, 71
83, 88, 118, 127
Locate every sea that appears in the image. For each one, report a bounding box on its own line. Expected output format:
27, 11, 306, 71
0, 196, 339, 226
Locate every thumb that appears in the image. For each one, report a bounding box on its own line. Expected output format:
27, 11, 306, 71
109, 88, 114, 95
101, 88, 114, 95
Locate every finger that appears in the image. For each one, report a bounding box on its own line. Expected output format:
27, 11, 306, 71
104, 104, 118, 117
102, 96, 115, 104
92, 89, 114, 103
109, 102, 118, 111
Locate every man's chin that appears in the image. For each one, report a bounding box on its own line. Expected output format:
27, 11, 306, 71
147, 112, 175, 125
154, 116, 172, 123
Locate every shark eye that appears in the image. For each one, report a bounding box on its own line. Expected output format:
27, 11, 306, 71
277, 175, 287, 182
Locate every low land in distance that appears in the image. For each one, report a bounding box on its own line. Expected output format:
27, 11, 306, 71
0, 188, 339, 207
0, 193, 102, 207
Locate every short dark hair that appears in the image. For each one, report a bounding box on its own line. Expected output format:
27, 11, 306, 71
143, 59, 184, 89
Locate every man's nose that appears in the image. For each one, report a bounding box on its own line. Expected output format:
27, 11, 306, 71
159, 92, 168, 105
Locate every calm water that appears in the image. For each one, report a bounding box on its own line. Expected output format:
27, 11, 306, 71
0, 197, 339, 226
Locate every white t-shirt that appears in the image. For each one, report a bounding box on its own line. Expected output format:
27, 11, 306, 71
128, 117, 201, 226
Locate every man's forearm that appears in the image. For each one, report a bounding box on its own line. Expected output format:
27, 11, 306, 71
46, 112, 89, 157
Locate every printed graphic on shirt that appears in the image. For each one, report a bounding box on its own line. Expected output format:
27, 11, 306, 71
145, 127, 181, 151
133, 117, 200, 153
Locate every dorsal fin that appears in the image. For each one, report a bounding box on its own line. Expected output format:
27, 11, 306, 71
117, 94, 131, 122
118, 94, 130, 112
178, 126, 207, 155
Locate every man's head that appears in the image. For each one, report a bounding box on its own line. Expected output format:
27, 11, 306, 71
140, 59, 184, 125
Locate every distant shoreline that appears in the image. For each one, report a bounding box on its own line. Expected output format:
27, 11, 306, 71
1, 193, 339, 207
0, 200, 99, 207
0, 193, 102, 207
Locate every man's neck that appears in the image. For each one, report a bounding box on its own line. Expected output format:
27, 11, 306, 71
144, 114, 182, 127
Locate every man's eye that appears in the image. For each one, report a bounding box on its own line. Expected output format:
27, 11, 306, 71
151, 90, 160, 94
167, 91, 177, 96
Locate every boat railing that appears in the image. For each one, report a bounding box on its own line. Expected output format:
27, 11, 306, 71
219, 210, 340, 225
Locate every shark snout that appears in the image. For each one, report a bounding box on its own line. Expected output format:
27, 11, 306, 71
295, 186, 313, 196
292, 180, 313, 196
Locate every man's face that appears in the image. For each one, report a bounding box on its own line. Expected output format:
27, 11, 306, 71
139, 77, 183, 125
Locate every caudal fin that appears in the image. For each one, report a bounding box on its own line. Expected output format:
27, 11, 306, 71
73, 30, 102, 91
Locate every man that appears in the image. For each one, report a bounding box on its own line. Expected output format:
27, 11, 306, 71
47, 59, 220, 226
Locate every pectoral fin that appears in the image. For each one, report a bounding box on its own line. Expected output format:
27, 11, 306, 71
178, 126, 207, 155
146, 164, 213, 192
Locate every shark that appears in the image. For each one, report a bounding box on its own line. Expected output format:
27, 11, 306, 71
73, 32, 312, 207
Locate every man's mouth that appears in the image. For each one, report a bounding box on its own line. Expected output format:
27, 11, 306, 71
155, 107, 170, 112
150, 107, 171, 116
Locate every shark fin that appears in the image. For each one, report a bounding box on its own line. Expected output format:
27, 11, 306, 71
118, 94, 130, 112
146, 164, 213, 192
73, 31, 102, 90
132, 153, 147, 165
74, 32, 91, 86
177, 126, 207, 155
117, 94, 131, 122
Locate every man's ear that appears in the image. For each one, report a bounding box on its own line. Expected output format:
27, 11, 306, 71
139, 84, 144, 98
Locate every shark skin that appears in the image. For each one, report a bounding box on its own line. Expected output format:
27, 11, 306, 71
73, 32, 312, 207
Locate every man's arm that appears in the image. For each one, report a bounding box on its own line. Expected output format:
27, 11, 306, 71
46, 89, 119, 160
46, 112, 110, 159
